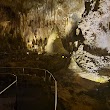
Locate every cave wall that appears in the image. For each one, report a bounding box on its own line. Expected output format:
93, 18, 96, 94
69, 0, 110, 83
0, 0, 110, 82
0, 0, 85, 54
79, 0, 110, 53
19, 0, 85, 54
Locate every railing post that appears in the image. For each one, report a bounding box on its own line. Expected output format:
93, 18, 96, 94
15, 75, 17, 110
23, 68, 24, 74
44, 70, 46, 82
49, 74, 51, 82
55, 81, 57, 110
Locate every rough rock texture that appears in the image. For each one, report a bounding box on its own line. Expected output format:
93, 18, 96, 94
79, 0, 110, 52
0, 0, 110, 80
19, 0, 85, 53
0, 0, 85, 54
71, 45, 110, 73
69, 0, 110, 82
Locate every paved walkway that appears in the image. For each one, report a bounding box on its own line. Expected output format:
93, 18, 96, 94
0, 74, 54, 110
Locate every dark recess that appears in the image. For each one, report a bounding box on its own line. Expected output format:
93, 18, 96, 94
93, 0, 100, 11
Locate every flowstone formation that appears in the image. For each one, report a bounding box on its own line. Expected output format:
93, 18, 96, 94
69, 0, 110, 83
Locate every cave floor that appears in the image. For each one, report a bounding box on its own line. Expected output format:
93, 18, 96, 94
0, 53, 110, 110
0, 74, 55, 110
54, 68, 110, 110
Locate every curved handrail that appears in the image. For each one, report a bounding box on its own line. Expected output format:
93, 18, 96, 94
0, 67, 57, 110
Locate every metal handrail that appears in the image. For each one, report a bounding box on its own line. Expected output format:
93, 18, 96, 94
0, 73, 17, 95
0, 67, 57, 110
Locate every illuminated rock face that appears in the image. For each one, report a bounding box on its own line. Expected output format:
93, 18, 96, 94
0, 0, 85, 53
69, 0, 110, 83
0, 0, 110, 82
19, 0, 85, 54
79, 0, 110, 52
70, 45, 110, 72
77, 0, 110, 70
69, 48, 110, 83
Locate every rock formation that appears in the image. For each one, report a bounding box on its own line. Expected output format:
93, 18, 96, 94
0, 0, 110, 82
69, 0, 110, 83
0, 0, 85, 54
